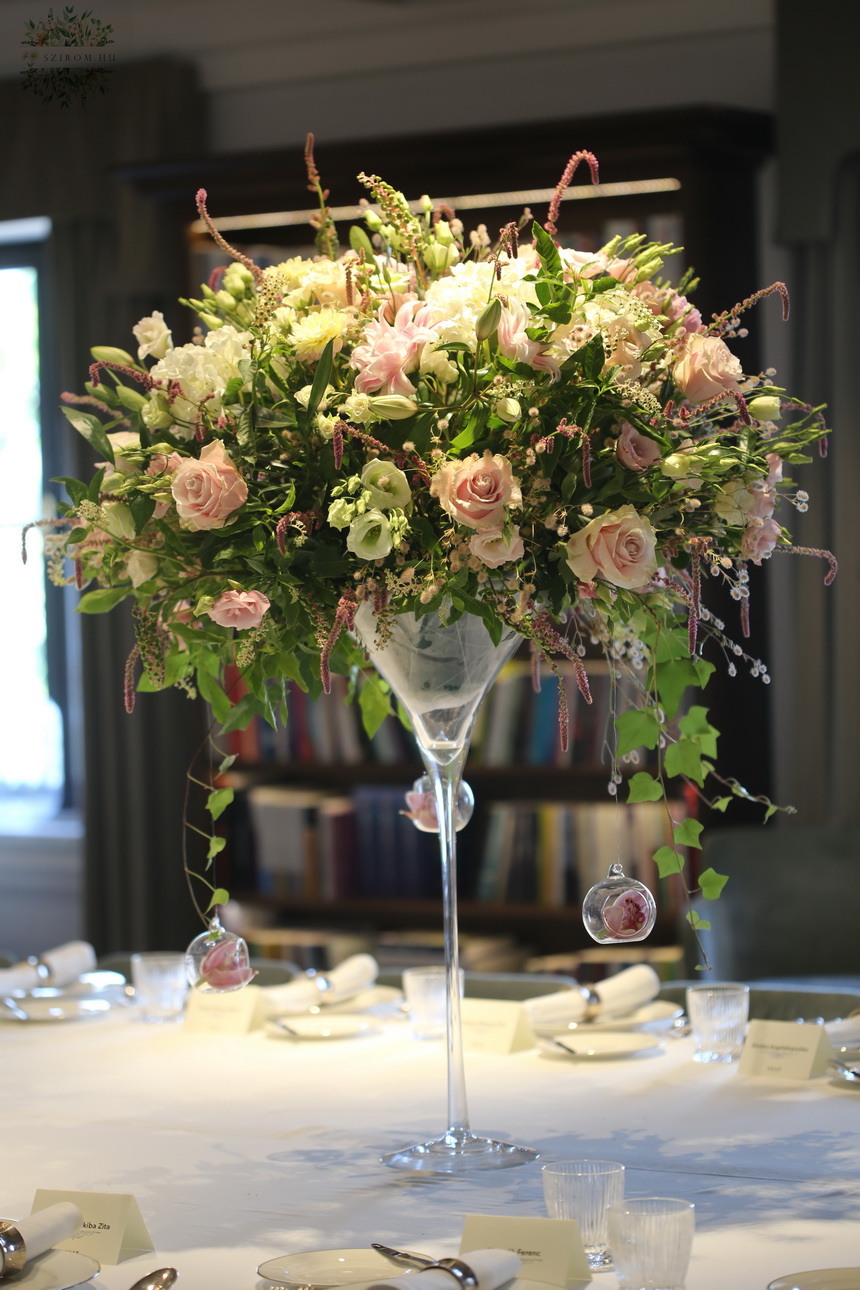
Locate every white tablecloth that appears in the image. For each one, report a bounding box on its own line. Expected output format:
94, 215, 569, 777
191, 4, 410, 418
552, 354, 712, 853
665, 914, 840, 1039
2, 1005, 859, 1290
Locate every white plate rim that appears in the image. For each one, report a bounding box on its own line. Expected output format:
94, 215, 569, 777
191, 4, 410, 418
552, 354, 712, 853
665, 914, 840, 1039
534, 1000, 683, 1036
265, 1014, 383, 1041
767, 1269, 860, 1290
257, 1245, 418, 1286
0, 996, 113, 1023
8, 1248, 100, 1290
540, 1031, 664, 1059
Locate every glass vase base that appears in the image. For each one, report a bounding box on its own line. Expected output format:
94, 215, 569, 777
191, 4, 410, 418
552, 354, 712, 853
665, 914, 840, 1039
381, 1130, 539, 1173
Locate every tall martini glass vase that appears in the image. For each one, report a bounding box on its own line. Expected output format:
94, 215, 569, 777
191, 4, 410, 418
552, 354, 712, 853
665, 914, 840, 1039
353, 602, 540, 1172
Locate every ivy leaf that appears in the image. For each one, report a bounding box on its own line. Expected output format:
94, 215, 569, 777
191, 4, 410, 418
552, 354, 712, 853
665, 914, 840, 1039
655, 657, 700, 720
218, 754, 237, 774
206, 787, 234, 821
712, 797, 732, 813
664, 738, 705, 785
679, 705, 719, 758
358, 673, 393, 737
653, 845, 685, 877
672, 817, 704, 850
206, 838, 227, 864
698, 867, 729, 900
686, 909, 711, 931
206, 882, 229, 905
615, 708, 660, 754
627, 771, 664, 803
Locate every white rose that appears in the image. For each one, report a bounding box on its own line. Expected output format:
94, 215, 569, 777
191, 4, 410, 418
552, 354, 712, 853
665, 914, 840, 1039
469, 527, 525, 568
346, 509, 392, 560
341, 392, 375, 424
295, 383, 334, 410
361, 460, 411, 510
132, 311, 172, 362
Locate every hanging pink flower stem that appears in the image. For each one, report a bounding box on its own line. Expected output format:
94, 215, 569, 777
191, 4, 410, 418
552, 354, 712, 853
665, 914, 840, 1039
545, 150, 600, 236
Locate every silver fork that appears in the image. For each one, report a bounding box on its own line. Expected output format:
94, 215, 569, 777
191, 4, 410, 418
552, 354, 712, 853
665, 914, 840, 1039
372, 1243, 478, 1287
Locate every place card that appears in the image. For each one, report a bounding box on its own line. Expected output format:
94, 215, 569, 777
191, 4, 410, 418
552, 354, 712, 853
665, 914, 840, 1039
183, 983, 266, 1033
31, 1189, 153, 1264
460, 997, 535, 1054
461, 1212, 591, 1285
737, 1019, 834, 1080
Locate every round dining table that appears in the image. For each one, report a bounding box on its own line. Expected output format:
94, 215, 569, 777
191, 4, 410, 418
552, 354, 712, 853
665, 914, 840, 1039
2, 993, 859, 1290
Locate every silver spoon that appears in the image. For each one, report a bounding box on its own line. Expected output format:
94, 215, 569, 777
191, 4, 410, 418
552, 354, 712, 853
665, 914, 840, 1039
1, 997, 30, 1021
372, 1243, 478, 1288
127, 1268, 177, 1290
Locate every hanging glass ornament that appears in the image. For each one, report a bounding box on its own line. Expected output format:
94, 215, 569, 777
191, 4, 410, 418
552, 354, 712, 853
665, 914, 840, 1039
185, 916, 256, 992
582, 862, 657, 943
402, 774, 475, 834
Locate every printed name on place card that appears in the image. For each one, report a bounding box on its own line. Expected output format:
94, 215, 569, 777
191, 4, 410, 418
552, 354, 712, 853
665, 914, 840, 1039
32, 1189, 154, 1264
459, 998, 535, 1054
183, 983, 265, 1033
460, 1213, 590, 1285
737, 1019, 834, 1079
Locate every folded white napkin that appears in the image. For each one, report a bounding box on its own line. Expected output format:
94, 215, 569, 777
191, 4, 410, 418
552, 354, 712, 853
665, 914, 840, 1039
524, 963, 661, 1029
0, 941, 96, 994
367, 1249, 520, 1290
262, 953, 379, 1016
0, 1202, 82, 1276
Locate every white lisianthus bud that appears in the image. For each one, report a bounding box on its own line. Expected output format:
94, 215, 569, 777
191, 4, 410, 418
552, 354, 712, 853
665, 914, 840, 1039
141, 394, 173, 431
327, 498, 356, 530
216, 289, 236, 309
197, 314, 223, 330
126, 550, 159, 587
316, 413, 339, 439
364, 210, 383, 232
420, 194, 433, 213
361, 460, 412, 511
660, 451, 702, 480
132, 312, 172, 362
495, 397, 521, 424
346, 509, 392, 560
368, 395, 418, 421
747, 394, 781, 422
222, 263, 255, 299
101, 501, 136, 540
435, 220, 454, 247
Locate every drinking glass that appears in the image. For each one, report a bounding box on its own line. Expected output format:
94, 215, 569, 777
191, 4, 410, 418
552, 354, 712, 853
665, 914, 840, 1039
541, 1159, 625, 1271
606, 1197, 694, 1290
686, 983, 750, 1062
403, 966, 464, 1040
130, 952, 188, 1023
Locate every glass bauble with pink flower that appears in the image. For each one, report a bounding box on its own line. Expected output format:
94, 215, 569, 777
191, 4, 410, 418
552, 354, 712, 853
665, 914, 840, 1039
185, 916, 256, 992
582, 862, 657, 943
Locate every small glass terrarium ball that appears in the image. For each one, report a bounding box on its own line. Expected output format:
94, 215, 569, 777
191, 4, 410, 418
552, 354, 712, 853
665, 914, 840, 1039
582, 862, 657, 943
402, 775, 475, 833
185, 921, 255, 992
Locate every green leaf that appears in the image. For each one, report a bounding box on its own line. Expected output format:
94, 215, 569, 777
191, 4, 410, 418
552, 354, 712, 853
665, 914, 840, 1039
51, 475, 87, 508
61, 405, 115, 464
686, 910, 711, 931
196, 669, 233, 724
615, 708, 661, 754
712, 797, 732, 813
653, 845, 685, 877
76, 585, 131, 614
206, 787, 234, 821
678, 705, 719, 758
349, 224, 376, 260
305, 339, 334, 421
128, 493, 155, 533
358, 673, 393, 737
532, 221, 563, 278
223, 375, 244, 403
698, 867, 729, 900
627, 772, 664, 803
664, 738, 705, 785
672, 817, 704, 850
655, 657, 700, 720
218, 754, 237, 774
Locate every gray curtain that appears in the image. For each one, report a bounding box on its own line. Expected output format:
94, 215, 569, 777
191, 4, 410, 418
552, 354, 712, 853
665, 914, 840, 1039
1, 60, 211, 950
770, 1, 860, 826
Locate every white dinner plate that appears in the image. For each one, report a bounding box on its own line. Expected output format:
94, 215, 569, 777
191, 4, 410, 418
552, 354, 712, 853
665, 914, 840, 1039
0, 995, 113, 1022
6, 1249, 99, 1290
265, 1014, 383, 1041
256, 1250, 575, 1290
533, 1000, 683, 1037
540, 1031, 664, 1059
767, 1269, 860, 1289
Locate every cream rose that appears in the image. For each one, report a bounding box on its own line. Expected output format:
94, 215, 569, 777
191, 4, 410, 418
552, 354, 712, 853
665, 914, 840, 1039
674, 333, 743, 404
468, 527, 525, 568
565, 504, 658, 590
170, 441, 248, 531
430, 450, 522, 531
207, 589, 270, 630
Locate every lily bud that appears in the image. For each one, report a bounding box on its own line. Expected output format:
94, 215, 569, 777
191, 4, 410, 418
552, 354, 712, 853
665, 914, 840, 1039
747, 395, 781, 422
368, 395, 418, 420
90, 346, 137, 367
495, 397, 521, 423
475, 297, 502, 343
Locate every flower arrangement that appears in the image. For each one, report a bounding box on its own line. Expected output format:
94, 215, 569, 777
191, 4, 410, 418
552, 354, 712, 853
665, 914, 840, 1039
31, 137, 835, 936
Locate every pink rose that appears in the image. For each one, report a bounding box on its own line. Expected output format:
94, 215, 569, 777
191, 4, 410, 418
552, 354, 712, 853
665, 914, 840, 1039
208, 589, 270, 630
199, 939, 256, 990
170, 440, 248, 531
616, 422, 661, 471
565, 504, 658, 590
602, 889, 650, 938
741, 516, 781, 564
430, 450, 522, 531
468, 526, 525, 568
674, 333, 743, 404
